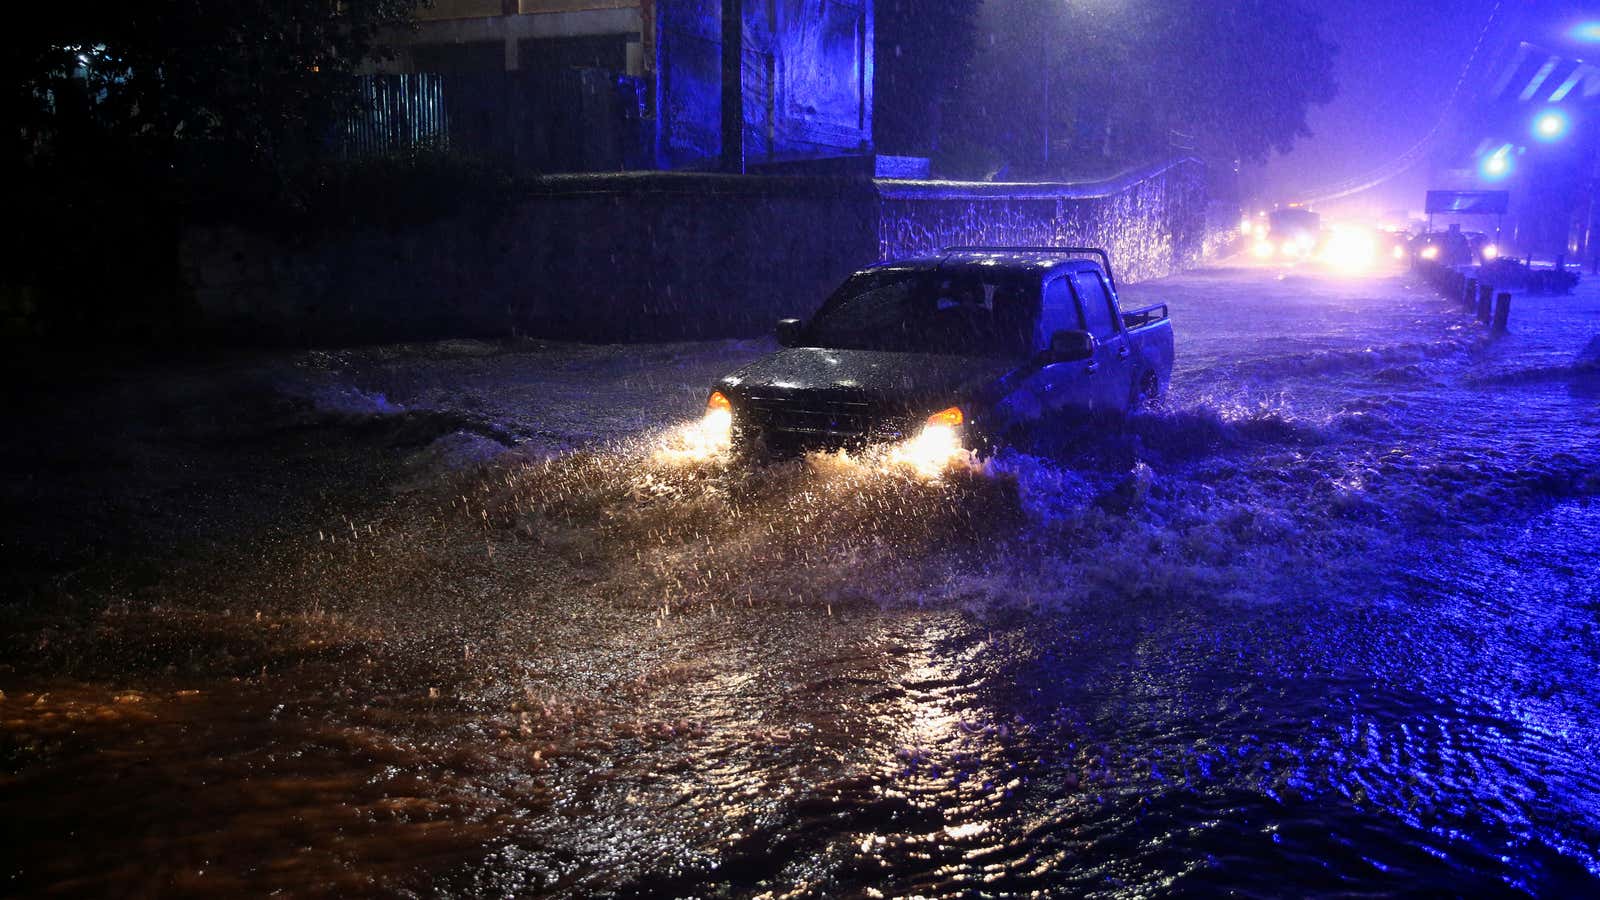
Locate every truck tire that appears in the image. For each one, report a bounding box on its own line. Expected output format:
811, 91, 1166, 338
1133, 371, 1163, 410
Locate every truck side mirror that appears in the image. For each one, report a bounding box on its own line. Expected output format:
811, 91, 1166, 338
1042, 329, 1097, 364
776, 318, 804, 347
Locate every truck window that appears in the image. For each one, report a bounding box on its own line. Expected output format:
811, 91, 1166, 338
1041, 277, 1081, 346
1073, 272, 1119, 339
807, 269, 1037, 358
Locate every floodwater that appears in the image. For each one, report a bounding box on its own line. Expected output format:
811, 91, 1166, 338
4, 262, 1599, 896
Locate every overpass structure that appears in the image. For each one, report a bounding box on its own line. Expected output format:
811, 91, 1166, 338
1462, 39, 1600, 264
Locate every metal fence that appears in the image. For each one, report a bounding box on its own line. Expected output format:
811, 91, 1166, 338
336, 70, 649, 173
339, 73, 451, 159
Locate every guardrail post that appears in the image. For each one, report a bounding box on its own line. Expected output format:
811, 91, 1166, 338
1493, 292, 1511, 335
1477, 283, 1493, 324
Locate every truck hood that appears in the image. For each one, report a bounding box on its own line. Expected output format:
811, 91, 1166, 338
719, 347, 1017, 412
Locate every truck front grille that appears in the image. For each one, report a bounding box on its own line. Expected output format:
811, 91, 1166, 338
741, 394, 889, 440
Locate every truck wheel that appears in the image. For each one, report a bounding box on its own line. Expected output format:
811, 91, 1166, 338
1133, 371, 1163, 410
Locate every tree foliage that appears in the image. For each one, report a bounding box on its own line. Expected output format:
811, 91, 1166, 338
874, 0, 984, 156
1131, 0, 1339, 163
881, 0, 1338, 179
6, 0, 423, 173
1, 1, 424, 342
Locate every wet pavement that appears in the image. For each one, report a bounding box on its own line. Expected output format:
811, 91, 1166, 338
3, 262, 1599, 896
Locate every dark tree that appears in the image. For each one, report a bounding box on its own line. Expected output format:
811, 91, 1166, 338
874, 0, 983, 156
6, 0, 423, 172
1136, 0, 1339, 164
937, 0, 1338, 179
1, 1, 425, 342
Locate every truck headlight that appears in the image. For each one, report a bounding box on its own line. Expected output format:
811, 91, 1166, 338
892, 406, 965, 476
1482, 244, 1499, 260
700, 390, 733, 444
656, 390, 734, 462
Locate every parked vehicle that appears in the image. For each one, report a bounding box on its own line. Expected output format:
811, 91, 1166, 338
696, 247, 1174, 460
1410, 225, 1499, 267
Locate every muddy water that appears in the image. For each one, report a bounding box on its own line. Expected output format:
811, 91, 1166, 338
4, 264, 1600, 896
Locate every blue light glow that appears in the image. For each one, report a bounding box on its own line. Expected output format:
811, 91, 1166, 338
1570, 21, 1600, 43
1532, 109, 1570, 142
1480, 146, 1514, 181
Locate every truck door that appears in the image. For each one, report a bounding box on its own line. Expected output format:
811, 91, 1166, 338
1071, 270, 1134, 413
1035, 275, 1096, 416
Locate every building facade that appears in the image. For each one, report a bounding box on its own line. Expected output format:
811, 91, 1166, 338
376, 0, 873, 172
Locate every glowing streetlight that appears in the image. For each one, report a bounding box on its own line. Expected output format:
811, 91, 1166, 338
1480, 146, 1514, 181
1570, 21, 1600, 43
1532, 109, 1571, 142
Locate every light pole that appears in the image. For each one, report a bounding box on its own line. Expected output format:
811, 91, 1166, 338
1042, 37, 1051, 172
721, 0, 745, 174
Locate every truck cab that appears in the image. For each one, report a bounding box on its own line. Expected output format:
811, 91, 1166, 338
699, 247, 1175, 459
1265, 207, 1324, 260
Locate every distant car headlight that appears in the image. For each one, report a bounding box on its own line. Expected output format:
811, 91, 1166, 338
1481, 244, 1499, 260
1392, 245, 1405, 260
1319, 232, 1377, 273
1420, 245, 1440, 260
1252, 240, 1274, 259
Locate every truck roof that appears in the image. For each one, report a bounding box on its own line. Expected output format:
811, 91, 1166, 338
866, 248, 1114, 283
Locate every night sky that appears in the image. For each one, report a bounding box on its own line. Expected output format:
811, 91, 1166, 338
1254, 0, 1504, 214
1253, 0, 1600, 219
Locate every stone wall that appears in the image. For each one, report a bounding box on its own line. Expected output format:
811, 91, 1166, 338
876, 158, 1209, 285
181, 159, 1214, 345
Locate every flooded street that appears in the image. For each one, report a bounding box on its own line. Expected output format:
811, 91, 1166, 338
4, 262, 1599, 896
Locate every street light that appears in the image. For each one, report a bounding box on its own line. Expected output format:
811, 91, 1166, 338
1480, 145, 1514, 181
1532, 109, 1571, 142
1570, 21, 1600, 43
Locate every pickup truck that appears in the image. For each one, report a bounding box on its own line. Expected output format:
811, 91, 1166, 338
698, 247, 1174, 459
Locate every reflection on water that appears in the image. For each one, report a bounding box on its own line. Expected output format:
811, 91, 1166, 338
4, 268, 1600, 896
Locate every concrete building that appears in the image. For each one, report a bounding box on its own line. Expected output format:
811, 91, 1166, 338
378, 0, 873, 171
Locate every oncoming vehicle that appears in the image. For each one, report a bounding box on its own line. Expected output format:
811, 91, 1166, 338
695, 247, 1175, 461
1377, 227, 1412, 263
1253, 207, 1325, 261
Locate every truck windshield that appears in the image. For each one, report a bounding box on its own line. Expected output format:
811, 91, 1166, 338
805, 270, 1036, 357
1268, 209, 1320, 235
